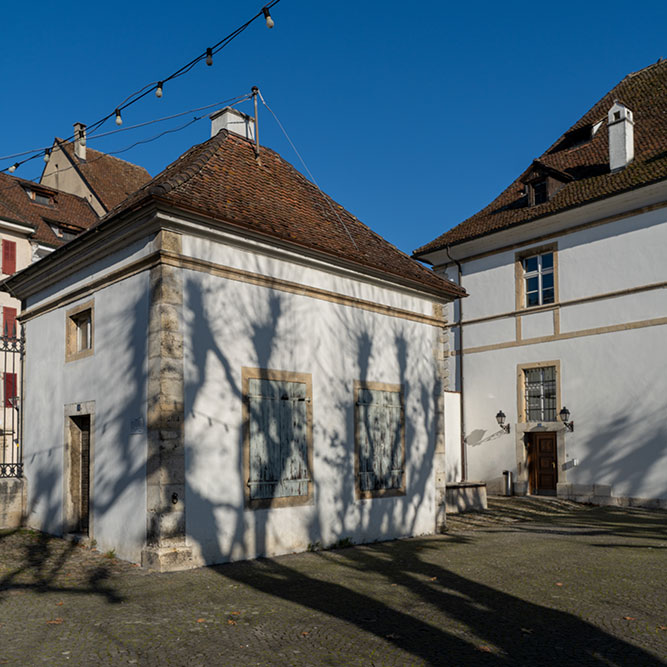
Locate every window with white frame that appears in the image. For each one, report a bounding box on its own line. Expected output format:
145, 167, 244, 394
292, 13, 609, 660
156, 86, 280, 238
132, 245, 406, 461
523, 251, 554, 307
355, 382, 405, 498
524, 366, 557, 421
243, 369, 312, 509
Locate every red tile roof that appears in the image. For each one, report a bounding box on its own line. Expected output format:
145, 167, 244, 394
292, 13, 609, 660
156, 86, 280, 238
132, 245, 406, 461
0, 173, 98, 246
415, 60, 667, 256
54, 140, 152, 212
102, 130, 465, 299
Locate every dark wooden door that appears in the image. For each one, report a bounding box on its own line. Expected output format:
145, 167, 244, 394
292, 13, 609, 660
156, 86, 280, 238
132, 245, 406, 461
529, 432, 557, 495
79, 417, 90, 535
69, 415, 91, 535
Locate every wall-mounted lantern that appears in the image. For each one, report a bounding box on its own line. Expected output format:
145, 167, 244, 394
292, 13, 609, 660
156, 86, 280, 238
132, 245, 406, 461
496, 410, 511, 434
559, 406, 574, 431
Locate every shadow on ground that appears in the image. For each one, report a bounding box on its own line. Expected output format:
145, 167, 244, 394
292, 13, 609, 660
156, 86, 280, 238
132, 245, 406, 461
0, 528, 125, 604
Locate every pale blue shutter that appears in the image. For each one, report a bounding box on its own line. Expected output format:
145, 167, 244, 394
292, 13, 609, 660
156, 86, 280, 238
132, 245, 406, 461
248, 378, 308, 499
358, 389, 403, 492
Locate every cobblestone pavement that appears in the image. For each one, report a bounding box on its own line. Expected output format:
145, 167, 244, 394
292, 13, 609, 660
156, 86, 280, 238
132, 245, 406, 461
0, 497, 665, 666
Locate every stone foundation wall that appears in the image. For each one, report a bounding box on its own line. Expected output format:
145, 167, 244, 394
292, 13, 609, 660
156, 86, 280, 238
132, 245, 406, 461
0, 478, 26, 529
445, 482, 487, 515
557, 483, 667, 509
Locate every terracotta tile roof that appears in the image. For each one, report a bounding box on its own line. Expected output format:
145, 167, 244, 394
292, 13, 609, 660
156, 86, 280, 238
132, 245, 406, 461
0, 173, 98, 246
415, 60, 667, 256
55, 140, 152, 211
102, 130, 465, 299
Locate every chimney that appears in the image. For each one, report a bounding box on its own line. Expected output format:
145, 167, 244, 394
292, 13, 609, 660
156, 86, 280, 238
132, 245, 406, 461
608, 101, 634, 172
74, 122, 87, 161
210, 107, 255, 141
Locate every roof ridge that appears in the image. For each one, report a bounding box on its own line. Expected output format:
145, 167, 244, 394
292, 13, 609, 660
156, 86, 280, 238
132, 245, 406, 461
625, 58, 666, 79
148, 130, 230, 197
58, 138, 150, 172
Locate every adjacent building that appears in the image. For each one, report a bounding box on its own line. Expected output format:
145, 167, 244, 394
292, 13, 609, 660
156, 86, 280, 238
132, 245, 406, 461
41, 124, 151, 216
415, 61, 667, 507
4, 110, 465, 569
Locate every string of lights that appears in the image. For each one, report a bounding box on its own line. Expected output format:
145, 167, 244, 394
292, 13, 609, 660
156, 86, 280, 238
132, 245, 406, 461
0, 94, 250, 194
1, 1, 280, 175
0, 94, 252, 163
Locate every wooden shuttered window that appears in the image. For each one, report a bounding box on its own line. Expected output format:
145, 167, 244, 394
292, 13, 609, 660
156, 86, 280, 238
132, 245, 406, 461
356, 385, 405, 497
2, 307, 17, 337
4, 372, 17, 408
2, 240, 16, 275
247, 378, 309, 501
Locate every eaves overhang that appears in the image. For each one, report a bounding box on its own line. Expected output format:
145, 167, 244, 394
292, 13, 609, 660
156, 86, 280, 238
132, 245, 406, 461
0, 217, 37, 235
412, 178, 667, 266
2, 194, 466, 304
416, 178, 667, 268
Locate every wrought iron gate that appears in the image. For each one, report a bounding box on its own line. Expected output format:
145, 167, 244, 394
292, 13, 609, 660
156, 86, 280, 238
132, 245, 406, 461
0, 328, 23, 478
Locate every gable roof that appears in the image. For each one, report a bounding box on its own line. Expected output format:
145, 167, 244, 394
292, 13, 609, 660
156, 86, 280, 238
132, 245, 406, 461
97, 129, 464, 299
0, 173, 98, 246
415, 60, 667, 256
53, 139, 152, 212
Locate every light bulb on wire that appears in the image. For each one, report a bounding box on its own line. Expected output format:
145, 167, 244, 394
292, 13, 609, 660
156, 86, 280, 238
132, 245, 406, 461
206, 48, 213, 66
115, 109, 123, 126
262, 7, 274, 28
8, 164, 17, 173
43, 150, 50, 164
156, 82, 163, 98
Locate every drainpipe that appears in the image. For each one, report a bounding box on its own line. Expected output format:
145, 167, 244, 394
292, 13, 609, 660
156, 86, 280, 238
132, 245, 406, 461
445, 245, 467, 482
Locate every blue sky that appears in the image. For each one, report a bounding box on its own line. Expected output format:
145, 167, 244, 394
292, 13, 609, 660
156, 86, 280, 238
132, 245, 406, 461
1, 1, 665, 255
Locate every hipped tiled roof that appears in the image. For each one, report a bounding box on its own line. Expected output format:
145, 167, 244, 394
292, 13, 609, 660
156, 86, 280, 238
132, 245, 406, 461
55, 140, 152, 211
0, 173, 98, 246
103, 130, 465, 299
415, 60, 667, 256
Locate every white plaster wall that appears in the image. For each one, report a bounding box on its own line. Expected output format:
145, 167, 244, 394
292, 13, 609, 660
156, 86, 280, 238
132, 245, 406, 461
560, 289, 667, 333
181, 264, 442, 566
521, 310, 555, 339
25, 235, 154, 310
558, 207, 667, 301
463, 324, 667, 501
23, 272, 149, 563
458, 252, 515, 320
444, 391, 461, 482
183, 236, 436, 316
465, 316, 515, 349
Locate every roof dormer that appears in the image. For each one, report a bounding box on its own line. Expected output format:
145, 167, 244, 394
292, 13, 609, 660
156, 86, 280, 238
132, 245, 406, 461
520, 161, 572, 207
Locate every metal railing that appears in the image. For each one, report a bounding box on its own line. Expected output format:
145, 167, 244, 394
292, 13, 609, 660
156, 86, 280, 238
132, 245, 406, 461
0, 327, 24, 478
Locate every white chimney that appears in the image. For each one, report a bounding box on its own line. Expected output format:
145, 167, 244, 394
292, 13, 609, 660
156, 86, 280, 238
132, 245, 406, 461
74, 122, 87, 161
210, 107, 255, 141
608, 101, 634, 172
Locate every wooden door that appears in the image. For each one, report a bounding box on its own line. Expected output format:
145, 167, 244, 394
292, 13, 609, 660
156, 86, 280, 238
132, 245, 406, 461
69, 415, 91, 535
529, 432, 557, 495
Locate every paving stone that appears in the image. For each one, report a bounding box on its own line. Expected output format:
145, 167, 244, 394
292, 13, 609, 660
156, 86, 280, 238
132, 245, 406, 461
0, 498, 665, 665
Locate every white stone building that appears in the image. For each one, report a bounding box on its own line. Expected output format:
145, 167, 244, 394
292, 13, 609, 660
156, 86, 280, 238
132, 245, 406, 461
415, 61, 667, 508
4, 110, 464, 570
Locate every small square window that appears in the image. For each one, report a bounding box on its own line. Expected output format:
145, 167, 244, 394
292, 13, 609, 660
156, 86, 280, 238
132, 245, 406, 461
66, 301, 94, 362
243, 368, 313, 510
355, 382, 405, 499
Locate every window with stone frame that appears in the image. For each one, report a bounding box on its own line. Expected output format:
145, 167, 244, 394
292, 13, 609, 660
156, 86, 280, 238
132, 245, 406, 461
65, 301, 94, 362
355, 381, 405, 499
243, 368, 313, 510
524, 366, 557, 422
514, 244, 558, 310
